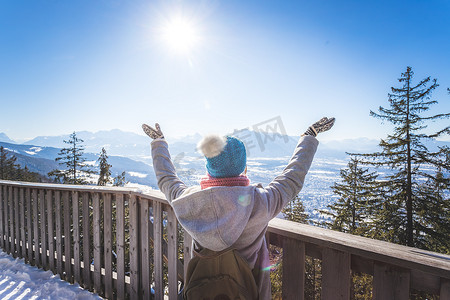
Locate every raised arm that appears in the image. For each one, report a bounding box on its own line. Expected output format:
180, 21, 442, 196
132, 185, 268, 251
262, 117, 335, 219
143, 123, 188, 202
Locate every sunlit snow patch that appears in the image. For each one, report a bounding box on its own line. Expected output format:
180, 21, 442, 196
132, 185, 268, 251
0, 249, 101, 299
127, 171, 148, 178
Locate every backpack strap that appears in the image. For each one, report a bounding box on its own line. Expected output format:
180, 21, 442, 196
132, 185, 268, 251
193, 246, 235, 259
192, 239, 235, 258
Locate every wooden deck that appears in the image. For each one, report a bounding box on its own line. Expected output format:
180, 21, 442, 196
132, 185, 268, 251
0, 180, 449, 299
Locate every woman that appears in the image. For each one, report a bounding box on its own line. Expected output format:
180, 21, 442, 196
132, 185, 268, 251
143, 117, 334, 299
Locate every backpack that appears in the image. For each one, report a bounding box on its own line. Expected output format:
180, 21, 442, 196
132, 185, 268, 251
183, 247, 259, 300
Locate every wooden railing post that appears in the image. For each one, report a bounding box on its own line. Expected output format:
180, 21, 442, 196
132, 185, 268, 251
9, 186, 14, 255
72, 191, 81, 284
33, 189, 41, 267
0, 185, 3, 249
183, 231, 193, 281
47, 189, 55, 273
140, 198, 151, 299
93, 192, 102, 294
373, 262, 410, 300
20, 188, 26, 259
82, 192, 91, 290
0, 184, 5, 250
167, 207, 178, 299
40, 189, 48, 269
441, 278, 450, 299
115, 193, 126, 300
104, 193, 113, 299
153, 201, 163, 300
129, 194, 140, 299
13, 187, 18, 256
322, 248, 351, 300
26, 188, 32, 263
5, 186, 10, 254
63, 191, 72, 281
3, 185, 7, 253
14, 187, 20, 257
0, 185, 4, 249
282, 237, 305, 300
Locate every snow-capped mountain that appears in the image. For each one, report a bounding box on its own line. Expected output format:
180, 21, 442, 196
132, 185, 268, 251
0, 141, 157, 187
0, 133, 15, 144
23, 129, 151, 157
18, 129, 381, 159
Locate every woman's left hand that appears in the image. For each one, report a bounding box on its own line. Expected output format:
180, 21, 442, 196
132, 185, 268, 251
303, 117, 335, 137
142, 123, 164, 140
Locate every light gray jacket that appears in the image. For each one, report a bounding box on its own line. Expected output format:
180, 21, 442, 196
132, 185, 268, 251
151, 135, 319, 299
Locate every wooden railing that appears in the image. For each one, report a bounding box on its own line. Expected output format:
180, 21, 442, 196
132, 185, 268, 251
0, 180, 191, 300
1, 180, 449, 299
267, 219, 450, 299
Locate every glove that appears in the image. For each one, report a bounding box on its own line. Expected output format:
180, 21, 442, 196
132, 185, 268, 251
142, 123, 164, 140
303, 117, 335, 137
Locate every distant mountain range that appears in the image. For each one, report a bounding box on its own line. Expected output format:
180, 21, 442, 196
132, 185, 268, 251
1, 129, 448, 189
10, 129, 383, 159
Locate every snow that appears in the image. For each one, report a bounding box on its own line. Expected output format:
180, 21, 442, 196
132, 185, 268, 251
3, 148, 18, 154
127, 171, 147, 178
0, 249, 101, 300
23, 147, 43, 156
309, 170, 336, 175
125, 182, 154, 194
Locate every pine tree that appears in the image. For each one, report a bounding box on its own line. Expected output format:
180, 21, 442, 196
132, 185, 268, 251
0, 146, 18, 180
48, 132, 94, 184
97, 147, 112, 186
415, 146, 450, 253
0, 146, 8, 179
0, 147, 45, 182
319, 157, 379, 235
20, 166, 40, 182
113, 171, 128, 187
353, 66, 450, 247
282, 195, 309, 224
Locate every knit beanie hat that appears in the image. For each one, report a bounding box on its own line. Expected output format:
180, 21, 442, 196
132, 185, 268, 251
197, 135, 247, 178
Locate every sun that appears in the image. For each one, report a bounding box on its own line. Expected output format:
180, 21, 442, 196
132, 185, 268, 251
160, 14, 200, 55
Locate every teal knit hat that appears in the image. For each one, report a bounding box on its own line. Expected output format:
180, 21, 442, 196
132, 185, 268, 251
197, 135, 247, 178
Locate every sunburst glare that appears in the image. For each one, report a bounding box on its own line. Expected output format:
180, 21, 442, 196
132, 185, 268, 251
159, 14, 201, 55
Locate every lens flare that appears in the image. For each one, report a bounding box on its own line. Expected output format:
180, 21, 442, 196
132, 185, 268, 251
238, 194, 251, 207
262, 261, 281, 272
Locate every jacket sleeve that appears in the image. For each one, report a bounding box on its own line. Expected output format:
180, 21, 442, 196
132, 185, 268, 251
151, 139, 188, 203
261, 135, 319, 219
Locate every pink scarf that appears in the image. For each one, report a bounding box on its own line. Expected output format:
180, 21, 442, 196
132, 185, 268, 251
200, 174, 250, 190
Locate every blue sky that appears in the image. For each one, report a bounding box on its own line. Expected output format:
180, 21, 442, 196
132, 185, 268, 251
1, 0, 449, 142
